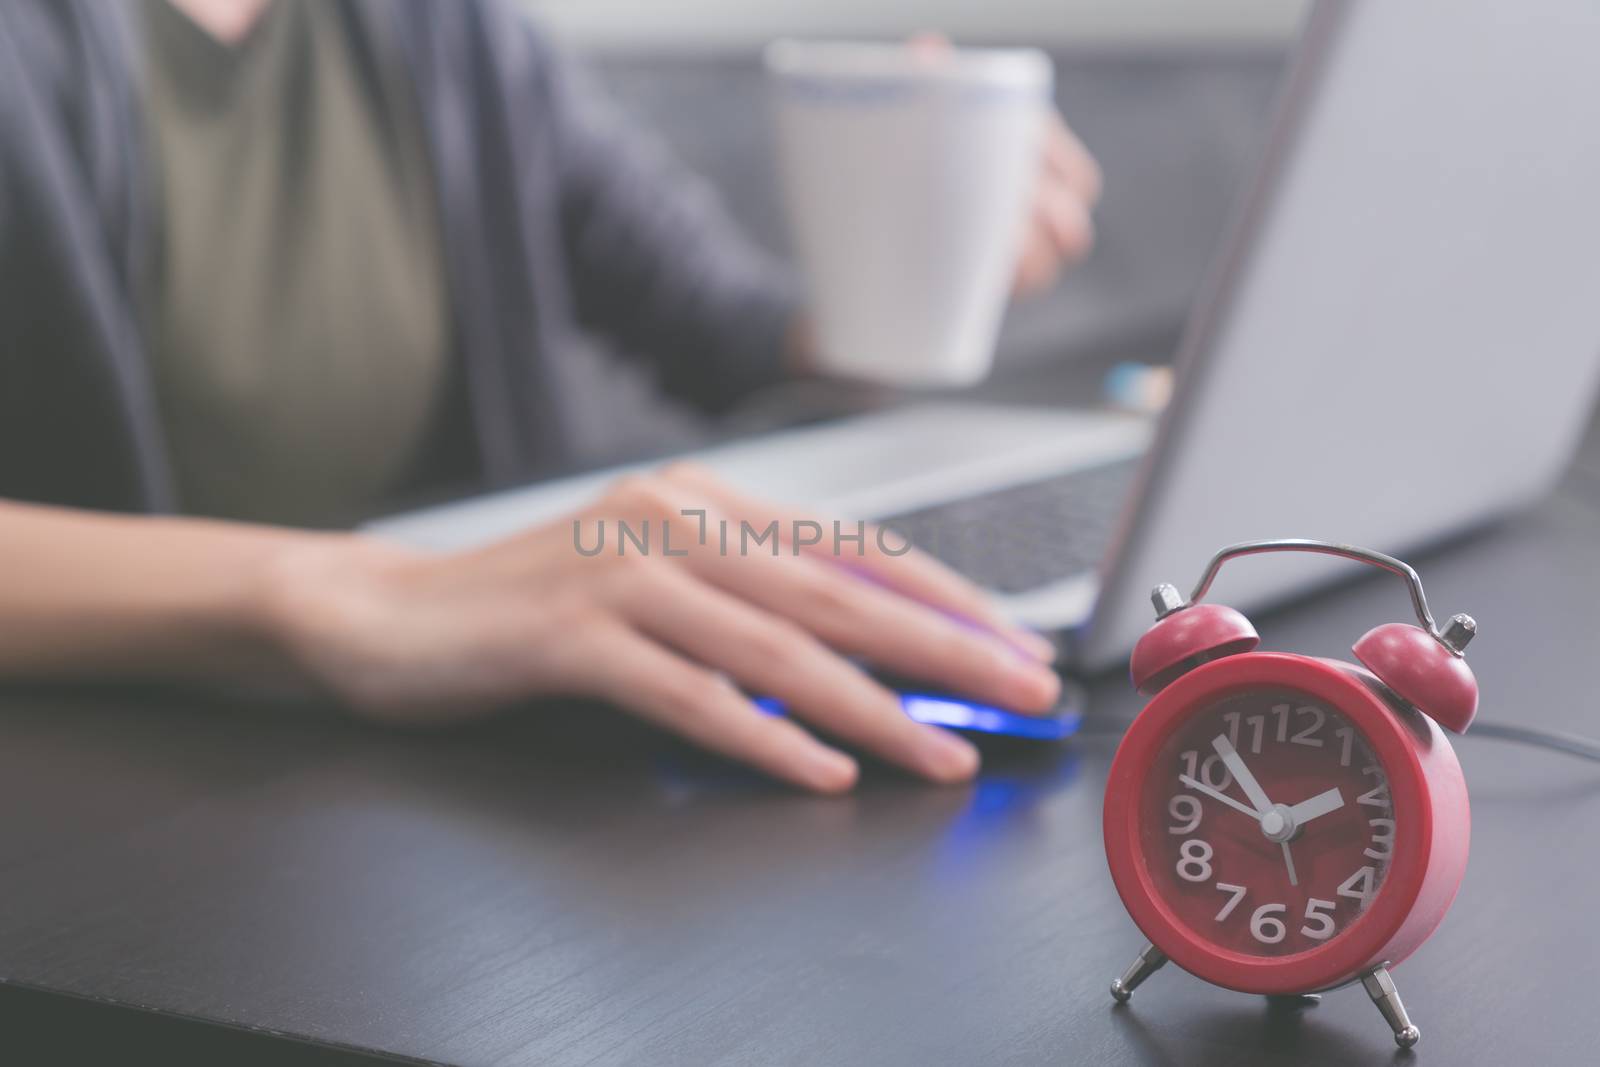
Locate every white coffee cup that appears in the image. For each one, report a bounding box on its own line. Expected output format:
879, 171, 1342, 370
766, 40, 1052, 386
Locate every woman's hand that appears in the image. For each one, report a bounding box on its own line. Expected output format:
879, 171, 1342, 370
908, 33, 1103, 296
264, 464, 1061, 793
1013, 110, 1103, 295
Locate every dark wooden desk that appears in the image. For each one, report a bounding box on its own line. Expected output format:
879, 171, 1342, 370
3, 438, 1598, 1065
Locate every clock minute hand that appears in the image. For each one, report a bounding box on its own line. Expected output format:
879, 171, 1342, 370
1209, 735, 1302, 889
1178, 775, 1260, 819
1287, 787, 1346, 827
1211, 734, 1273, 814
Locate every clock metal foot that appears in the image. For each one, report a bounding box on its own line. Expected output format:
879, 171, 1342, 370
1110, 943, 1167, 1003
1361, 965, 1420, 1049
1266, 993, 1321, 1009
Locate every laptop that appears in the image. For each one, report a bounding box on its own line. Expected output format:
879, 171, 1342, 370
369, 0, 1600, 674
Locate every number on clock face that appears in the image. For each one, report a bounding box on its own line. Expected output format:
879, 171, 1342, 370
1141, 688, 1396, 958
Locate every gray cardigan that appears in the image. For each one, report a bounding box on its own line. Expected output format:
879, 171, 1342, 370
0, 0, 796, 513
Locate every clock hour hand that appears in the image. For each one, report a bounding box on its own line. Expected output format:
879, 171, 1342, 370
1287, 787, 1346, 827
1211, 734, 1273, 814
1178, 775, 1260, 819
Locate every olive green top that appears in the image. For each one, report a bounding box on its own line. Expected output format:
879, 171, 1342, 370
139, 0, 449, 526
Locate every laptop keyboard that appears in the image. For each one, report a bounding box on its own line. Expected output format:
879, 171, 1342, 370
878, 457, 1141, 594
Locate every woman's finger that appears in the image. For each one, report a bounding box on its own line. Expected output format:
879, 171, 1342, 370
1043, 113, 1103, 206
621, 568, 980, 784
1014, 227, 1063, 295
1038, 185, 1095, 265
686, 546, 1060, 714
589, 621, 860, 793
655, 463, 1056, 663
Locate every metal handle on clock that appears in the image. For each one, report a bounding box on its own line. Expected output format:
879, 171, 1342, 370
1178, 539, 1471, 651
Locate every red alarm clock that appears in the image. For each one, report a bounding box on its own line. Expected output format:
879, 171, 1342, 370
1103, 540, 1475, 1049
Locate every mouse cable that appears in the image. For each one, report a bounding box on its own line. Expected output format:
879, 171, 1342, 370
1465, 719, 1600, 763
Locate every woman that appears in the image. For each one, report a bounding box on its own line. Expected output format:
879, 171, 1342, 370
0, 0, 1102, 792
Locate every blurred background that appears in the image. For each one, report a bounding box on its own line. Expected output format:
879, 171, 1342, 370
517, 0, 1312, 463
524, 0, 1307, 48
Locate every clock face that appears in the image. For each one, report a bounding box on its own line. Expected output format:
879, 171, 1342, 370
1137, 687, 1397, 958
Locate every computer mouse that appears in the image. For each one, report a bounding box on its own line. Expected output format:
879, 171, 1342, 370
753, 670, 1084, 743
